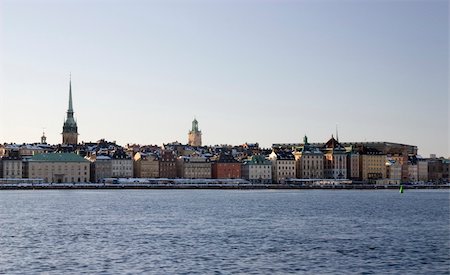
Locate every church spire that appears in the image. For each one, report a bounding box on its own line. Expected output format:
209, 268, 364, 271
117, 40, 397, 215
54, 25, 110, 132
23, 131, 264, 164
336, 124, 339, 142
62, 74, 78, 145
68, 73, 73, 113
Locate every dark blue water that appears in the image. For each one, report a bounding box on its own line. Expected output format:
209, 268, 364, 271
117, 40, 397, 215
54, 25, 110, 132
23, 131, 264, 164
0, 190, 448, 274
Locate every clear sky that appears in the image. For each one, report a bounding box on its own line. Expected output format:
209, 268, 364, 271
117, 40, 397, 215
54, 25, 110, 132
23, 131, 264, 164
0, 0, 448, 157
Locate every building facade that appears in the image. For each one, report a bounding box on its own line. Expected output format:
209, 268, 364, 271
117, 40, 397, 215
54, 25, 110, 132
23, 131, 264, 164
111, 150, 133, 178
360, 148, 387, 181
159, 150, 177, 178
177, 156, 211, 179
134, 152, 159, 178
417, 159, 429, 182
293, 136, 324, 179
212, 153, 241, 179
1, 156, 23, 179
88, 155, 112, 182
386, 159, 402, 184
322, 136, 347, 179
28, 153, 90, 183
269, 150, 296, 183
241, 155, 272, 184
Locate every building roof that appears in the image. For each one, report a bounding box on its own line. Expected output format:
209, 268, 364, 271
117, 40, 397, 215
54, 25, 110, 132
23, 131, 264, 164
30, 153, 88, 162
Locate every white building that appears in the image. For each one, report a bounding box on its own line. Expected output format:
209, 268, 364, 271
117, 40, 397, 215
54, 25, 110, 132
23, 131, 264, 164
111, 150, 133, 178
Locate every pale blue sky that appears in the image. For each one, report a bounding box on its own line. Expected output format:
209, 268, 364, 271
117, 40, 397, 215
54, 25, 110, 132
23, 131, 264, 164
0, 0, 448, 157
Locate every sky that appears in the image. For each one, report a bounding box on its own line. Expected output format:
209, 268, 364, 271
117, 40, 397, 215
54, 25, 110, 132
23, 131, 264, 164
0, 0, 448, 157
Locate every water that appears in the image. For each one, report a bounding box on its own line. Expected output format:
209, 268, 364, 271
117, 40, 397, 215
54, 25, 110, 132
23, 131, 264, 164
0, 190, 448, 274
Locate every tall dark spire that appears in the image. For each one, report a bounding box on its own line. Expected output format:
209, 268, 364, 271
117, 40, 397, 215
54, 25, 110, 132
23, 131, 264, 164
62, 74, 78, 145
68, 73, 73, 114
336, 124, 339, 142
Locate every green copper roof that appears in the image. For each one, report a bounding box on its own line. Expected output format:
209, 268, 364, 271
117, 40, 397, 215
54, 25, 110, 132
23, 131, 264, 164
30, 153, 88, 162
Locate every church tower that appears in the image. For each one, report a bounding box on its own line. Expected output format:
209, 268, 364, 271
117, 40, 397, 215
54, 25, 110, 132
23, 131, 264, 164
188, 118, 202, 147
62, 77, 78, 145
41, 130, 47, 144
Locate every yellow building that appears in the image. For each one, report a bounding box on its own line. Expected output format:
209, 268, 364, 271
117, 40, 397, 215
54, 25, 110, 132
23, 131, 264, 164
134, 152, 159, 178
360, 148, 387, 181
28, 153, 90, 183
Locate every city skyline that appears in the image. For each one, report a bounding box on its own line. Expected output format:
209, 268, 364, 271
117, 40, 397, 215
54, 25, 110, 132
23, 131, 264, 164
0, 0, 448, 157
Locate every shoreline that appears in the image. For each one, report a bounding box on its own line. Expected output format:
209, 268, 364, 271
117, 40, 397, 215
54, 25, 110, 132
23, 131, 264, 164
0, 183, 448, 190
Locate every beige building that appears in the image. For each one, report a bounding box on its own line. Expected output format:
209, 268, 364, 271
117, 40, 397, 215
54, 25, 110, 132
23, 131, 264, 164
293, 136, 324, 179
28, 153, 90, 183
417, 159, 428, 181
134, 152, 159, 178
1, 156, 23, 179
241, 155, 272, 184
269, 150, 296, 183
360, 149, 387, 181
177, 156, 211, 179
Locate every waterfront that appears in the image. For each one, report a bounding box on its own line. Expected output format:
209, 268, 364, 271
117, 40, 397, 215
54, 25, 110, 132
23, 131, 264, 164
0, 190, 448, 274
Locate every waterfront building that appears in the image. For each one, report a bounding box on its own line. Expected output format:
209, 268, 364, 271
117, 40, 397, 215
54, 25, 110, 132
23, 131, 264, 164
134, 152, 159, 178
346, 148, 360, 180
269, 150, 296, 183
177, 155, 212, 179
188, 118, 202, 147
417, 159, 429, 181
389, 154, 409, 182
87, 155, 112, 182
211, 153, 241, 179
322, 135, 347, 179
111, 150, 133, 178
241, 155, 272, 184
28, 153, 90, 183
428, 158, 450, 182
1, 155, 23, 179
408, 162, 418, 182
159, 150, 177, 178
62, 77, 79, 145
293, 136, 324, 179
360, 147, 387, 181
386, 159, 402, 184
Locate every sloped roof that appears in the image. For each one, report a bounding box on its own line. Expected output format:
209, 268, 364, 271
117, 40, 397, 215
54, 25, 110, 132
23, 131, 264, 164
30, 153, 88, 162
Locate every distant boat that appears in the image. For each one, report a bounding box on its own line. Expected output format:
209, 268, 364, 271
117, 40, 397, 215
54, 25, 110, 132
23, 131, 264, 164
399, 185, 404, 193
